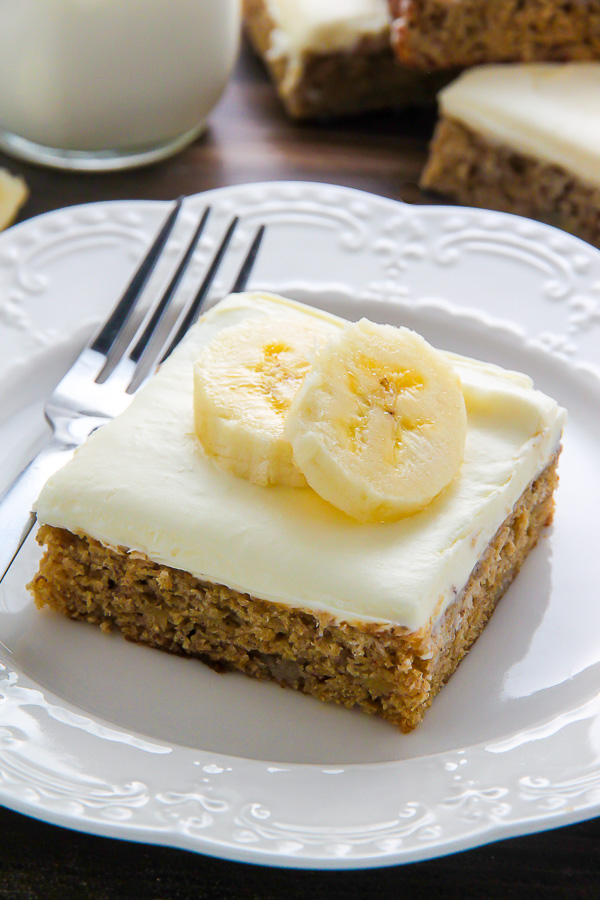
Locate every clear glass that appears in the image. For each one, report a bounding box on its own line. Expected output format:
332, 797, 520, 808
0, 0, 241, 172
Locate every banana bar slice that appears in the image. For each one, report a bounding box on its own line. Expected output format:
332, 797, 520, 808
242, 0, 445, 118
421, 63, 600, 250
29, 291, 565, 733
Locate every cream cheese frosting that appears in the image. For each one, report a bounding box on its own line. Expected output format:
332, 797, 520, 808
264, 0, 390, 55
35, 292, 565, 631
439, 63, 600, 191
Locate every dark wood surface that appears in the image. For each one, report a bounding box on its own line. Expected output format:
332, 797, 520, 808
1, 39, 599, 900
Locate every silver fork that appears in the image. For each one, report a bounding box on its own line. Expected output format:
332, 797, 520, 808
0, 197, 266, 583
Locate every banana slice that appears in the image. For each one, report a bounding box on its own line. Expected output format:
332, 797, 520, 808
193, 313, 338, 486
0, 169, 28, 232
284, 318, 467, 522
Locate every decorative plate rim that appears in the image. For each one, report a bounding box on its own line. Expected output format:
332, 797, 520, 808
1, 181, 599, 869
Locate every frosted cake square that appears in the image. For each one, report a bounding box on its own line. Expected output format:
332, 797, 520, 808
242, 0, 443, 118
29, 292, 565, 732
421, 63, 600, 250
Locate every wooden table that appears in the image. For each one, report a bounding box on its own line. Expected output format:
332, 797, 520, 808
1, 39, 599, 900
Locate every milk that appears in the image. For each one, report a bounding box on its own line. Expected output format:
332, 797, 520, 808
0, 0, 240, 163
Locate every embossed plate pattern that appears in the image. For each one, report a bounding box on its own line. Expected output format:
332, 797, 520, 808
1, 182, 600, 868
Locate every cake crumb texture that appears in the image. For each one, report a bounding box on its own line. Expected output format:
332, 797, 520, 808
29, 457, 558, 732
390, 0, 600, 69
421, 117, 600, 249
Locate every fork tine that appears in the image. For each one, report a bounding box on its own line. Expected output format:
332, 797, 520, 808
125, 220, 266, 394
160, 216, 239, 362
128, 207, 211, 367
122, 209, 212, 395
230, 224, 266, 294
92, 196, 183, 358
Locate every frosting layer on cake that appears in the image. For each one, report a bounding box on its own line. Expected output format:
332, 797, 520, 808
35, 292, 565, 630
439, 63, 600, 190
264, 0, 390, 53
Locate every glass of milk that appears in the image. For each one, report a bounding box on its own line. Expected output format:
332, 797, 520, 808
0, 0, 241, 171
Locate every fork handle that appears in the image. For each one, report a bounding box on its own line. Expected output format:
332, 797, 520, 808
0, 436, 76, 584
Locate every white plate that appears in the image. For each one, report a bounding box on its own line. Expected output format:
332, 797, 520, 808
1, 181, 600, 869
